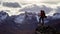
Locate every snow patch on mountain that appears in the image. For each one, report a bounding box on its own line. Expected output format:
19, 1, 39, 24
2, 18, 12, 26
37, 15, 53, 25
14, 13, 25, 24
0, 11, 9, 24
52, 13, 60, 19
14, 12, 38, 24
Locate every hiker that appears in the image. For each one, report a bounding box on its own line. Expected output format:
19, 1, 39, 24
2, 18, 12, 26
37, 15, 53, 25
39, 10, 47, 24
25, 11, 28, 19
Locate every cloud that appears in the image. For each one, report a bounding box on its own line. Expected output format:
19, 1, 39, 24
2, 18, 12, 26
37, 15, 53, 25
40, 5, 53, 14
19, 4, 53, 14
2, 2, 21, 8
2, 0, 60, 4
55, 6, 60, 13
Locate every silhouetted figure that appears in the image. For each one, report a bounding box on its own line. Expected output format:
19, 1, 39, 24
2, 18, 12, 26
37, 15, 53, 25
39, 10, 47, 25
25, 11, 28, 19
35, 10, 59, 34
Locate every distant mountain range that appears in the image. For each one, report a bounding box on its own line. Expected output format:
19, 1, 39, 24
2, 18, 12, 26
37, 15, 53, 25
46, 13, 60, 31
0, 11, 60, 34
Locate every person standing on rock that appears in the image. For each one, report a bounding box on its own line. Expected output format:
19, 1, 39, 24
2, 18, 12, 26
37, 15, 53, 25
39, 10, 47, 25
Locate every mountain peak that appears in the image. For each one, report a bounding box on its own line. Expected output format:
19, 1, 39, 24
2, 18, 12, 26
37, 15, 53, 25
53, 13, 60, 16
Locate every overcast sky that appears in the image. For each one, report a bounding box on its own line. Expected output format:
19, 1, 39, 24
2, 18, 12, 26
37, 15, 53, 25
0, 0, 60, 16
1, 0, 60, 4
